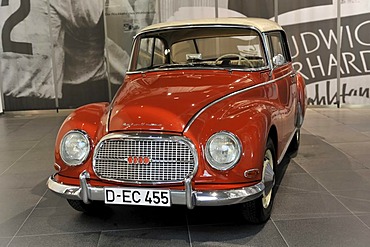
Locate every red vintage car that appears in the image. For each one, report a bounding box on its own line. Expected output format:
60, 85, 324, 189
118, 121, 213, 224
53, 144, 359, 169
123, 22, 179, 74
48, 18, 306, 224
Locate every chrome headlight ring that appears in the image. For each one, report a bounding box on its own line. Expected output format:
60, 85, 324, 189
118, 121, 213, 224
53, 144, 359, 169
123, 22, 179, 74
205, 131, 242, 171
60, 130, 91, 166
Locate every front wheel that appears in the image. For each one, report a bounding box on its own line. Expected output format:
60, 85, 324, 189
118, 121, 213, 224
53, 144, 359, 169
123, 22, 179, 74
240, 138, 276, 224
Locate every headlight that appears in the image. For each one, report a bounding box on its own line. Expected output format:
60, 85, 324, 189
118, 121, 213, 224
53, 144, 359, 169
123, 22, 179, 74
60, 130, 90, 166
205, 131, 242, 171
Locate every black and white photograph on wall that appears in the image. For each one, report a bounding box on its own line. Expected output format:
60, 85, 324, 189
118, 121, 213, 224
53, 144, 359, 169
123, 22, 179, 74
48, 0, 107, 109
0, 0, 158, 111
0, 0, 107, 110
0, 0, 56, 110
104, 0, 156, 93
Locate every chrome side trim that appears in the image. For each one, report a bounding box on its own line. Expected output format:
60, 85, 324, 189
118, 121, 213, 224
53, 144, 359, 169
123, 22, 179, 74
184, 71, 293, 133
47, 173, 264, 208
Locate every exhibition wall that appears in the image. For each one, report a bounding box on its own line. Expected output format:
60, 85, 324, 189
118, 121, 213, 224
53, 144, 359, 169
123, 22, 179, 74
0, 0, 107, 110
0, 0, 369, 111
0, 92, 3, 113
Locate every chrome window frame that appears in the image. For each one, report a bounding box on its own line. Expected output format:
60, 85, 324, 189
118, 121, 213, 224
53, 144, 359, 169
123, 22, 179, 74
127, 24, 272, 73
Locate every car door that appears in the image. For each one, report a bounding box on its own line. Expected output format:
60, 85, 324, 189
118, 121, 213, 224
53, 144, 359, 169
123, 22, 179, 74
267, 31, 297, 154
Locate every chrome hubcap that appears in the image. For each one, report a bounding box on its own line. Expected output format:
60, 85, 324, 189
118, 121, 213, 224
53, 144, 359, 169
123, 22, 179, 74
296, 130, 300, 143
262, 149, 274, 209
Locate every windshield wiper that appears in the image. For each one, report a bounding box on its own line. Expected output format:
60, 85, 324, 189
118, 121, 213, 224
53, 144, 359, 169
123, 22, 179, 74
138, 63, 221, 71
157, 64, 194, 69
159, 63, 218, 69
191, 63, 216, 67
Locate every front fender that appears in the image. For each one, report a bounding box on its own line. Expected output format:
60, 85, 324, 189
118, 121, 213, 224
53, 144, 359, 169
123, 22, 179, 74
55, 103, 110, 177
184, 91, 273, 185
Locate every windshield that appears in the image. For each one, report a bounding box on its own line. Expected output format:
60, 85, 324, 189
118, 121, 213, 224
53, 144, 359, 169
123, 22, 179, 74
129, 27, 267, 72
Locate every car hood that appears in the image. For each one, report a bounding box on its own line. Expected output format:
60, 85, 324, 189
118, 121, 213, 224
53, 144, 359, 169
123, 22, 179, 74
109, 70, 260, 133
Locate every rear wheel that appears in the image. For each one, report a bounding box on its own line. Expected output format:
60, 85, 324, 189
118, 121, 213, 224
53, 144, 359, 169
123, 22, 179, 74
67, 199, 105, 214
240, 138, 276, 224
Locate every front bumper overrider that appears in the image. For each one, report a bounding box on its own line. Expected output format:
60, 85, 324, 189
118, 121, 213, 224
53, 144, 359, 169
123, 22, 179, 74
47, 170, 265, 209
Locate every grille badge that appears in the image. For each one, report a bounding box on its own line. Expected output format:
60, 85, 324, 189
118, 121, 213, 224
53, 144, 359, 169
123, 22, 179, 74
127, 156, 151, 165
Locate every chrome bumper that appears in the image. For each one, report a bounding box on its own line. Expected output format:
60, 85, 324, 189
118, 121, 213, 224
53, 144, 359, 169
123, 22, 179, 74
47, 171, 265, 209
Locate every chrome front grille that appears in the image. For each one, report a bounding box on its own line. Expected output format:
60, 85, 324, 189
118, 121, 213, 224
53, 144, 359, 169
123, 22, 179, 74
93, 134, 197, 183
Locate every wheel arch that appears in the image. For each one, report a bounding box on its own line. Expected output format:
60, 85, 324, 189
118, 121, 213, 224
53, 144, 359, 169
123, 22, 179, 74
267, 124, 278, 162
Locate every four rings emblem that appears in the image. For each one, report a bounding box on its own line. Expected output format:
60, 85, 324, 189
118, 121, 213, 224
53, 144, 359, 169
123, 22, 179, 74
127, 156, 151, 165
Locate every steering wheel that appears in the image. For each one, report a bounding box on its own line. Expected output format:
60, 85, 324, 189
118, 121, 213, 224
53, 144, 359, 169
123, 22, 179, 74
215, 54, 253, 67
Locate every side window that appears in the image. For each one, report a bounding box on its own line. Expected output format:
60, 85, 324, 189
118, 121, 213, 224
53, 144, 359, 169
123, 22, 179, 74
136, 37, 166, 70
137, 38, 154, 70
268, 31, 291, 66
153, 38, 166, 66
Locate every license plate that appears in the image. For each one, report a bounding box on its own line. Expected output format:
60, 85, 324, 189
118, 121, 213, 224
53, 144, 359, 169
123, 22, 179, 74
104, 188, 171, 207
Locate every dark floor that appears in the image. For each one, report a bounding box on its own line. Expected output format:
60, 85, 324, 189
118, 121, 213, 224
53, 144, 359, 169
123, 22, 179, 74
1, 108, 370, 247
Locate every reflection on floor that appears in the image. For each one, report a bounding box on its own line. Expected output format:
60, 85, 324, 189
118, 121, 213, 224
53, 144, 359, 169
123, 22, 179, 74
1, 108, 370, 247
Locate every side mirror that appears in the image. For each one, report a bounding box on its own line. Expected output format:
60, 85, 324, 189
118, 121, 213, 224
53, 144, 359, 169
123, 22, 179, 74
272, 54, 285, 67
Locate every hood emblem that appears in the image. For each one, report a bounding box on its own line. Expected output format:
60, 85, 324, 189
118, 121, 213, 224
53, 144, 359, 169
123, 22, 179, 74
127, 156, 151, 165
123, 123, 163, 127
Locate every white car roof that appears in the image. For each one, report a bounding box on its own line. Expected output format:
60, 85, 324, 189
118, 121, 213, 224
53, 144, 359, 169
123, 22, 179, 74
139, 17, 283, 34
